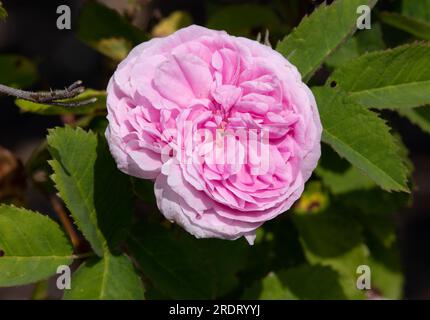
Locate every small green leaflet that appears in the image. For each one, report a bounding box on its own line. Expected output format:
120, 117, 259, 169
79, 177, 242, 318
0, 205, 73, 287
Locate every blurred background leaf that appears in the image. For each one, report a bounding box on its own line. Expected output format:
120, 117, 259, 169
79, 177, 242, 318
0, 55, 37, 88
128, 222, 249, 299
0, 1, 6, 20
77, 1, 148, 61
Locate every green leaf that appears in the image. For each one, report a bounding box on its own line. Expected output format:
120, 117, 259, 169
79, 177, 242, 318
207, 4, 283, 37
317, 165, 374, 195
367, 238, 403, 299
325, 38, 360, 69
47, 127, 133, 257
0, 55, 37, 88
78, 1, 147, 61
0, 1, 7, 20
379, 12, 430, 41
329, 44, 430, 110
0, 205, 73, 287
398, 106, 430, 135
338, 188, 410, 248
127, 223, 248, 299
276, 0, 378, 81
354, 23, 385, 53
325, 23, 385, 69
244, 265, 347, 300
152, 11, 192, 37
15, 90, 106, 115
63, 253, 144, 300
402, 0, 430, 23
314, 87, 410, 192
292, 212, 368, 299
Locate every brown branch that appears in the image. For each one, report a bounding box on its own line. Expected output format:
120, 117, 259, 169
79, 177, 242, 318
0, 80, 97, 107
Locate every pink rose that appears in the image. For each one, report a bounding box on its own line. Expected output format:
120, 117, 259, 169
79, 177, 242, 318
106, 25, 322, 244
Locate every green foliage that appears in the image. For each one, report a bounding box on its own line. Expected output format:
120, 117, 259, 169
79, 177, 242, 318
292, 212, 368, 299
326, 23, 385, 69
0, 1, 6, 20
0, 205, 73, 286
0, 55, 37, 88
379, 12, 430, 41
329, 44, 430, 110
276, 0, 377, 81
401, 0, 430, 22
47, 127, 132, 256
63, 254, 144, 300
1, 0, 427, 301
314, 87, 410, 192
15, 90, 106, 115
77, 1, 147, 61
152, 11, 192, 37
245, 265, 347, 300
398, 106, 430, 134
207, 4, 284, 37
127, 223, 248, 299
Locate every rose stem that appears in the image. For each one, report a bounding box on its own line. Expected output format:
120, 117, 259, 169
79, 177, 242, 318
0, 81, 97, 107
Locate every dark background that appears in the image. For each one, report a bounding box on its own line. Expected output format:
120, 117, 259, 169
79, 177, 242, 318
0, 0, 429, 299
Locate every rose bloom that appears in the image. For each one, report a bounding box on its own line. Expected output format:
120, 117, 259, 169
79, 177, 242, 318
106, 25, 322, 244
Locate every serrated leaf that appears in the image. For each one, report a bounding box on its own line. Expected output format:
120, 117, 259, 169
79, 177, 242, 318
77, 1, 147, 61
329, 44, 430, 110
63, 253, 144, 300
379, 12, 430, 41
276, 0, 378, 81
0, 205, 73, 287
398, 106, 430, 135
0, 55, 37, 88
15, 90, 106, 115
244, 265, 347, 300
127, 223, 248, 299
47, 127, 132, 257
314, 87, 410, 192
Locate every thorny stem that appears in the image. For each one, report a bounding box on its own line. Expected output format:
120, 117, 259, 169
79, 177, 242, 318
0, 80, 97, 107
48, 195, 81, 249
